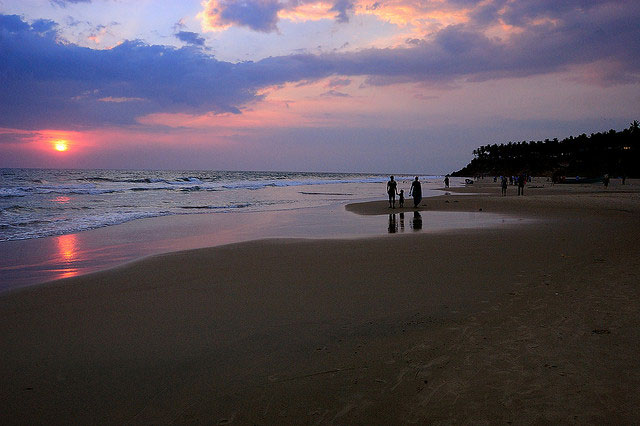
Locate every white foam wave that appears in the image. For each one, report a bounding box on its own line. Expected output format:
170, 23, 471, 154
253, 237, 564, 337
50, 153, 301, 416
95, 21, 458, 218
0, 211, 172, 241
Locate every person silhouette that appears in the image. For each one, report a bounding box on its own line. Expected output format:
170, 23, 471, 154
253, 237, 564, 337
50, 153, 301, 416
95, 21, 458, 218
412, 211, 422, 230
388, 214, 397, 233
444, 176, 450, 188
409, 176, 422, 208
517, 174, 525, 195
387, 176, 398, 208
398, 189, 405, 207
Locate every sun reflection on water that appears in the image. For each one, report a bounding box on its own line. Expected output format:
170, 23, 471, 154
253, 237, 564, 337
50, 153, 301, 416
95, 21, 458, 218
55, 233, 79, 279
53, 196, 71, 204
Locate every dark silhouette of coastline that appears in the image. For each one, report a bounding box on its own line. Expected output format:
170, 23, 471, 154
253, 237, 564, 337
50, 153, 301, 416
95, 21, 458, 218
451, 121, 639, 178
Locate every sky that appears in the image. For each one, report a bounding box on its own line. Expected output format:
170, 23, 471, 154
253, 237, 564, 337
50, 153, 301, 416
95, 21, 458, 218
0, 0, 639, 173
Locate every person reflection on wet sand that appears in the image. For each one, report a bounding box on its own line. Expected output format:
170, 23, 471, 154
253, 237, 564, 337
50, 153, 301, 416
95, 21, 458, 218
411, 211, 422, 231
399, 212, 405, 231
388, 214, 398, 233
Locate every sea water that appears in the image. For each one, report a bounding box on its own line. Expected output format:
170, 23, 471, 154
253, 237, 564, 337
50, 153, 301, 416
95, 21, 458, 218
0, 169, 447, 242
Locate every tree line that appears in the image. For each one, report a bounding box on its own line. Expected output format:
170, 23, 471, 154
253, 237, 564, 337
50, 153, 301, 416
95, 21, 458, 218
451, 121, 640, 178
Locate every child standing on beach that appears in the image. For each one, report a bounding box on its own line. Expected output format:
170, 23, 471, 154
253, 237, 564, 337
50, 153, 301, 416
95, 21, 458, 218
398, 189, 404, 207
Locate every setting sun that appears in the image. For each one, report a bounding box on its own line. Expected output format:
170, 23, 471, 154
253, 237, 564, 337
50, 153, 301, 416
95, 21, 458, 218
54, 140, 68, 151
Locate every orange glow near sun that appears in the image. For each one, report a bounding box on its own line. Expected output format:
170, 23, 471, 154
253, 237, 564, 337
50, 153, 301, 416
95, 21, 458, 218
54, 140, 69, 151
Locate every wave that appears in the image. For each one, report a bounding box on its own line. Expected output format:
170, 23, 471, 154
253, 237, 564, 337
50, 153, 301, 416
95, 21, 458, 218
299, 192, 354, 196
219, 176, 391, 191
0, 170, 447, 242
0, 188, 28, 198
0, 211, 172, 242
0, 204, 26, 212
1, 185, 121, 197
178, 203, 251, 210
2, 174, 439, 198
1, 175, 415, 197
179, 186, 202, 192
82, 176, 205, 184
1, 176, 440, 199
0, 217, 55, 229
82, 176, 117, 182
130, 187, 168, 192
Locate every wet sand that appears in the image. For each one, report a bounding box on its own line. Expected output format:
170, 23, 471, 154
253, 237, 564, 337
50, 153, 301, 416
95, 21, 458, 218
0, 200, 517, 292
1, 179, 639, 423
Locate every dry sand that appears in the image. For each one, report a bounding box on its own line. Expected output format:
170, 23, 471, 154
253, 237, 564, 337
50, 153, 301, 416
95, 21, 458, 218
1, 179, 639, 424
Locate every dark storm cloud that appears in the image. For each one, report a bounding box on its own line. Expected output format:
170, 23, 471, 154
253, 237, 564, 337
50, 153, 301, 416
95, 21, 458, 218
1, 1, 639, 129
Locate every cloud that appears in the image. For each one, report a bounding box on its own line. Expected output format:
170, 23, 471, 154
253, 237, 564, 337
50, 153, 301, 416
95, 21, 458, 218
327, 78, 351, 88
320, 89, 351, 97
200, 0, 283, 32
98, 97, 146, 103
196, 0, 640, 40
199, 0, 356, 33
49, 0, 91, 7
0, 14, 31, 33
1, 3, 639, 130
0, 15, 249, 129
30, 19, 59, 35
329, 0, 354, 23
0, 128, 40, 145
175, 31, 206, 46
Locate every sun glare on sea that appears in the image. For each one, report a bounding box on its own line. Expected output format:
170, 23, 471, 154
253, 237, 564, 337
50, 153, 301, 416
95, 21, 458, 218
54, 140, 69, 151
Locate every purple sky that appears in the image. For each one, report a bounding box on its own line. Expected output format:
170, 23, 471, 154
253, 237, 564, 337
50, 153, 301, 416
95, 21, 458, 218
1, 0, 639, 173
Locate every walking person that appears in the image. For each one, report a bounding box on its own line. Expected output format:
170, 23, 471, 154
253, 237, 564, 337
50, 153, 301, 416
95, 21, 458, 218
409, 176, 422, 208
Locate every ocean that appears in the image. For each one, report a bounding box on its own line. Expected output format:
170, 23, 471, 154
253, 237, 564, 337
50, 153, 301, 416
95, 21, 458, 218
0, 169, 445, 242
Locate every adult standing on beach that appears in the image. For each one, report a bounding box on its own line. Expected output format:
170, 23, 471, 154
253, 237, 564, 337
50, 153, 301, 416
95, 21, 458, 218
501, 176, 508, 196
444, 176, 450, 188
409, 176, 422, 208
387, 176, 398, 208
517, 174, 525, 195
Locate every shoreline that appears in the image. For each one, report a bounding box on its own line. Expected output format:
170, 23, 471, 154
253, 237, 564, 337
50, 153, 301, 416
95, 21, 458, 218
0, 188, 517, 293
1, 181, 639, 422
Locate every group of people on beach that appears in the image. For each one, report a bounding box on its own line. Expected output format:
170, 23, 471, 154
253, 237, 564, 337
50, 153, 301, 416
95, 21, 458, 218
386, 176, 422, 209
500, 174, 528, 196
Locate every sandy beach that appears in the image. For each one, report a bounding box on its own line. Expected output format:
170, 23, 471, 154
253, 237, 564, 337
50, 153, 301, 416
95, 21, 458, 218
1, 179, 639, 424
